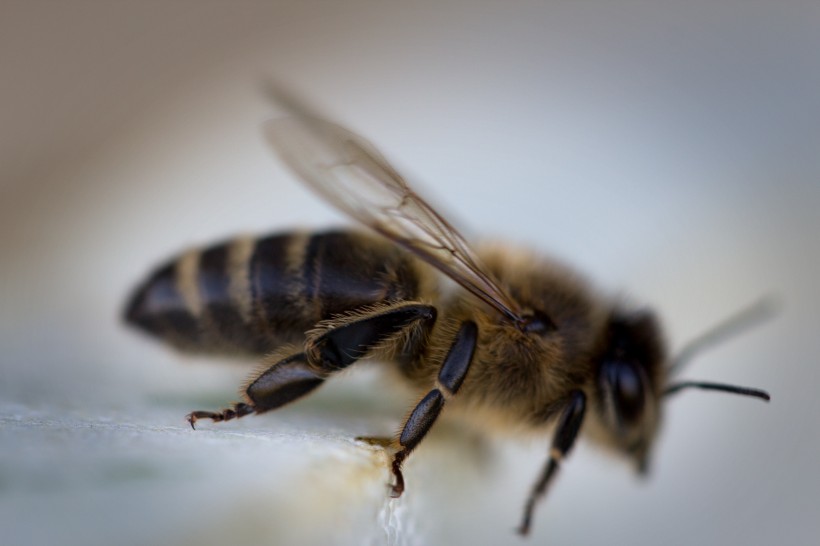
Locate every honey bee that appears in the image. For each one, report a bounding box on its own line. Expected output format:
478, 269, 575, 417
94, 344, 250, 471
124, 90, 770, 535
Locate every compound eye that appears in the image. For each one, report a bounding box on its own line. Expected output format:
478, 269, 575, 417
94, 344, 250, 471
600, 360, 646, 426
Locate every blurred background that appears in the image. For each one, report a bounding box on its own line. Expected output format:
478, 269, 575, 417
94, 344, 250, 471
1, 2, 818, 545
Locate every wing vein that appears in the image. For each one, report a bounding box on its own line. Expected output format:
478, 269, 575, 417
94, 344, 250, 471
264, 92, 524, 323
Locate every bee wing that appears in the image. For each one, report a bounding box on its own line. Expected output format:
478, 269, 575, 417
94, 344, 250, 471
264, 100, 523, 322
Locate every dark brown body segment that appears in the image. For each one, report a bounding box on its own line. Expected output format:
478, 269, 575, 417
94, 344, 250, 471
125, 230, 422, 355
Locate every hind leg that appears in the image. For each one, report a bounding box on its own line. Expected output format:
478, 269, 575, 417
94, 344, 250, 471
187, 302, 436, 428
186, 352, 322, 428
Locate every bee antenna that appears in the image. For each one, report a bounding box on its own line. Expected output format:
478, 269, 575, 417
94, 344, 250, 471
664, 380, 770, 401
669, 296, 779, 376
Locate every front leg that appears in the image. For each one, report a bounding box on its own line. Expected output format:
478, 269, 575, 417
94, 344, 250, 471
517, 390, 586, 535
390, 320, 478, 497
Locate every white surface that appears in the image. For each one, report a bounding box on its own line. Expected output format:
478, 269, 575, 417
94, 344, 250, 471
2, 2, 819, 545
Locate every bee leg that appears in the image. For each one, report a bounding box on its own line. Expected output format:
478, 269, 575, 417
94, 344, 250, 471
187, 352, 324, 429
517, 390, 586, 536
308, 302, 437, 371
188, 302, 437, 429
355, 436, 393, 448
390, 320, 478, 498
186, 403, 254, 429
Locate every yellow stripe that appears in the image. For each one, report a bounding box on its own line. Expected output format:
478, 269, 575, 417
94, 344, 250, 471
176, 249, 202, 318
228, 236, 255, 323
285, 232, 313, 320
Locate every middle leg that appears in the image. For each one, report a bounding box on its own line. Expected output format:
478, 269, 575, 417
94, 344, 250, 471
389, 320, 478, 497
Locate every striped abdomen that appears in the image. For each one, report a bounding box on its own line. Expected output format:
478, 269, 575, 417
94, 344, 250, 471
125, 230, 423, 356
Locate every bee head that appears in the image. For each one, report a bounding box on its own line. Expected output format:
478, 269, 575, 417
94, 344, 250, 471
593, 309, 666, 472
590, 300, 773, 474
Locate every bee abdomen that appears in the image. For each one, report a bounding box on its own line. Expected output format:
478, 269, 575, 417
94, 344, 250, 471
125, 230, 422, 356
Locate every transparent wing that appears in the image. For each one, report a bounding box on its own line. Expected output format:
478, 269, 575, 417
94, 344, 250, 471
263, 92, 524, 322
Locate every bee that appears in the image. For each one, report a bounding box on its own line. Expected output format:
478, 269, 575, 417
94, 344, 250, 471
124, 90, 771, 535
